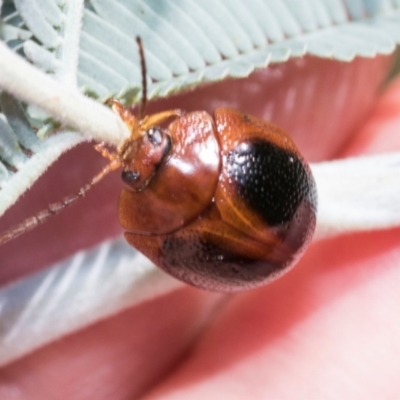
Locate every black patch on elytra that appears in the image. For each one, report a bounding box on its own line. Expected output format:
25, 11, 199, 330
161, 235, 285, 291
226, 139, 311, 226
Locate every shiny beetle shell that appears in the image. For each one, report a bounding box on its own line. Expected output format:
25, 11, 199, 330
118, 108, 317, 292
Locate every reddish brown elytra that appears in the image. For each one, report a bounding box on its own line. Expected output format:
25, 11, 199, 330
0, 37, 317, 292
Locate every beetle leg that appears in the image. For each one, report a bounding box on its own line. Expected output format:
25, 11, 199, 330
93, 142, 119, 161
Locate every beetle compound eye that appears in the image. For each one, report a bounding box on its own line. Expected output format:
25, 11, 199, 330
144, 127, 171, 159
118, 124, 173, 191
122, 170, 140, 185
146, 127, 163, 146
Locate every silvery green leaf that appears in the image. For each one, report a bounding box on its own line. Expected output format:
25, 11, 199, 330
0, 128, 84, 217
1, 0, 399, 101
79, 0, 400, 100
0, 238, 188, 366
0, 36, 129, 218
313, 153, 400, 238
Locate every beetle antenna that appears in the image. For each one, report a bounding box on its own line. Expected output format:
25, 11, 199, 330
0, 158, 121, 245
136, 36, 147, 120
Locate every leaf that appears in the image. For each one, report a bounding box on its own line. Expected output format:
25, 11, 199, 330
63, 0, 400, 100
0, 237, 184, 366
0, 44, 128, 216
2, 0, 400, 101
312, 152, 400, 238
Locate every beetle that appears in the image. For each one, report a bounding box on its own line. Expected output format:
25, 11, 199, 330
109, 38, 317, 292
114, 105, 317, 292
0, 38, 317, 292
